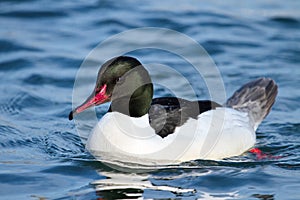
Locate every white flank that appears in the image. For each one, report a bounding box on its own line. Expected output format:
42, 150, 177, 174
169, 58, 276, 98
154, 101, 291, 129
87, 107, 256, 165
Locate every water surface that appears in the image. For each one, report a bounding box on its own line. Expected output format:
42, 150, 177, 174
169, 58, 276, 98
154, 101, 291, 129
0, 0, 299, 199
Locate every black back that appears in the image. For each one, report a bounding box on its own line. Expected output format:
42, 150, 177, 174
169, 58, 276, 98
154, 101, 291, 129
149, 97, 221, 138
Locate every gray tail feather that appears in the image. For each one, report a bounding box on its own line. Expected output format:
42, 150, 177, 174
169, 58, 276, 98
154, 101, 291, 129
226, 77, 278, 130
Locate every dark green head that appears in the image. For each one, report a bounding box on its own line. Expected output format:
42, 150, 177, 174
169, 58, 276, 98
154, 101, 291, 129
69, 56, 153, 120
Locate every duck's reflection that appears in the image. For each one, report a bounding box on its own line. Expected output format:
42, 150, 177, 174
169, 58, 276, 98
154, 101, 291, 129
252, 193, 274, 200
91, 164, 273, 200
92, 170, 195, 199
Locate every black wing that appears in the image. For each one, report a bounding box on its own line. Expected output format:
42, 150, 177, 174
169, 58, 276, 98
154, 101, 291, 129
149, 97, 221, 138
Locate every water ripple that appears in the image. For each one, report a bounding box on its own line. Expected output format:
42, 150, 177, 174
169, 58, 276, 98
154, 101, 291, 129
270, 16, 300, 26
41, 131, 85, 159
0, 39, 41, 53
0, 10, 68, 18
0, 92, 26, 116
0, 57, 33, 71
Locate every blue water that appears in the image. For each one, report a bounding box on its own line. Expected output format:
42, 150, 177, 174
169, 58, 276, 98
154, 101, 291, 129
1, 0, 300, 199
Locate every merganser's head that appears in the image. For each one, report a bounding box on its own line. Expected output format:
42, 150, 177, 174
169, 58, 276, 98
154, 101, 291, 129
69, 56, 153, 120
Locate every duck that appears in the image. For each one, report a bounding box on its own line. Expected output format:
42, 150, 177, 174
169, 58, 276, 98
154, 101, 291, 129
69, 56, 278, 165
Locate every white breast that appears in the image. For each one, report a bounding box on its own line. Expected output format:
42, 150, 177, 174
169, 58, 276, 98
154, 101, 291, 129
86, 107, 256, 165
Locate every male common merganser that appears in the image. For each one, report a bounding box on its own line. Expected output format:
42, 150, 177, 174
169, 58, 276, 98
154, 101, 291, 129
69, 56, 277, 165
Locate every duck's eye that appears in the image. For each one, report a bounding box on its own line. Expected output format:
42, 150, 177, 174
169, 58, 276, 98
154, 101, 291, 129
116, 76, 125, 84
